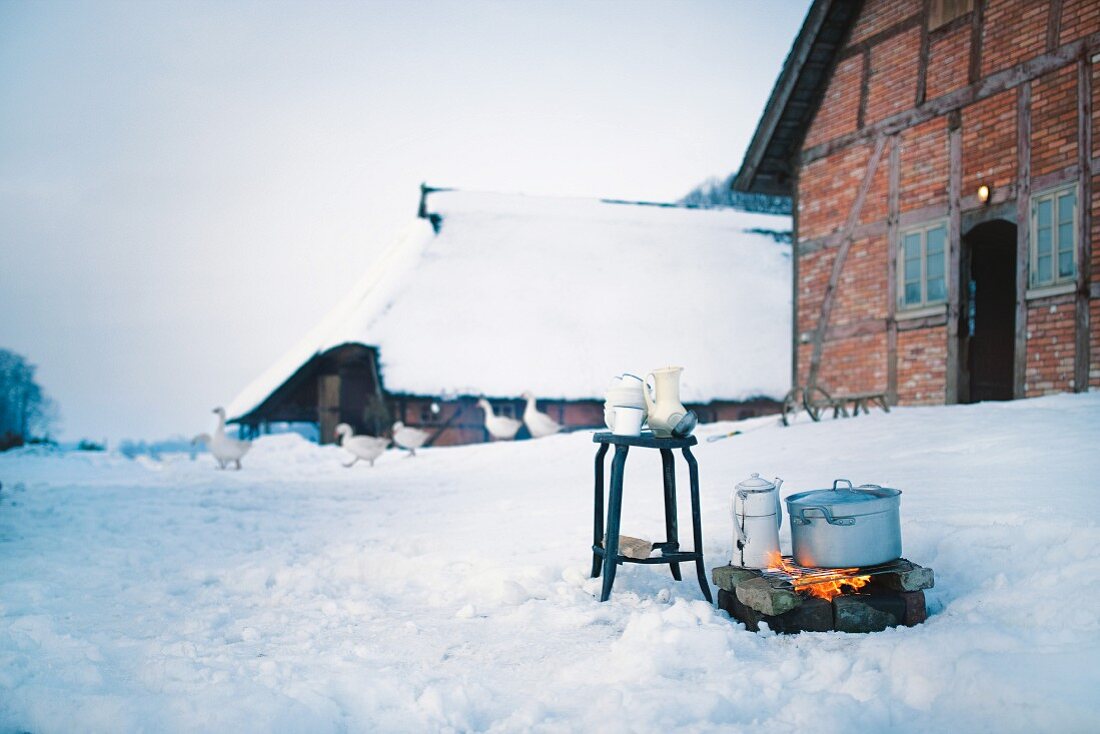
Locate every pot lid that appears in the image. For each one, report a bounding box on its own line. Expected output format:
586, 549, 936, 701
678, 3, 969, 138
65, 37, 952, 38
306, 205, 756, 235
785, 479, 901, 515
736, 472, 775, 491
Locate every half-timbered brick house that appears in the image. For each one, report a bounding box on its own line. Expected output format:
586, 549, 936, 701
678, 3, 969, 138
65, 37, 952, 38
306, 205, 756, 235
735, 0, 1099, 404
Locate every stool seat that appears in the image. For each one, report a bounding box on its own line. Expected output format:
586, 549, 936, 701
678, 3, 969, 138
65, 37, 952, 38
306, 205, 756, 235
592, 431, 698, 449
591, 432, 712, 603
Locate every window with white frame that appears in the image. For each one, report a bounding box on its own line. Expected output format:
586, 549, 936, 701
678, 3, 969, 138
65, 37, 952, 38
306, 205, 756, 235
899, 220, 948, 310
1030, 184, 1077, 288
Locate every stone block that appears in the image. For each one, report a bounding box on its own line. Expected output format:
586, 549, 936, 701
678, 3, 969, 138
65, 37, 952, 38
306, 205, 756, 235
735, 577, 802, 616
719, 589, 832, 633
711, 564, 762, 592
866, 560, 935, 592
900, 590, 927, 626
833, 593, 906, 633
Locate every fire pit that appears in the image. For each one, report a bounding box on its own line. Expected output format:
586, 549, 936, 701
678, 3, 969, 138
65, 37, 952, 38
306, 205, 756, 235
712, 555, 933, 633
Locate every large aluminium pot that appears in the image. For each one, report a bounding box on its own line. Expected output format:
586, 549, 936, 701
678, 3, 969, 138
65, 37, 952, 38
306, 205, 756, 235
785, 479, 902, 568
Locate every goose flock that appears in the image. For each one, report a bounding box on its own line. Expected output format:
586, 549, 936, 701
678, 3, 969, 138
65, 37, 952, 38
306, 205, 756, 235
195, 392, 564, 470
477, 395, 564, 440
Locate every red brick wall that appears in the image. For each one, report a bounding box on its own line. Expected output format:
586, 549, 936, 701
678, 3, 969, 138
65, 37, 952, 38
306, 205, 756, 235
849, 0, 915, 46
981, 0, 1049, 79
899, 117, 949, 211
1025, 296, 1077, 395
897, 327, 947, 403
831, 237, 889, 325
925, 23, 971, 100
1091, 299, 1100, 389
1031, 65, 1078, 179
804, 54, 863, 150
818, 332, 889, 396
799, 144, 873, 241
865, 27, 922, 125
1058, 0, 1100, 46
961, 89, 1017, 194
793, 0, 1096, 406
1092, 176, 1100, 389
797, 247, 833, 337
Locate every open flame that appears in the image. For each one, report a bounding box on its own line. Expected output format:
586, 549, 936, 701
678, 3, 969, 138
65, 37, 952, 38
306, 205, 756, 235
765, 551, 871, 601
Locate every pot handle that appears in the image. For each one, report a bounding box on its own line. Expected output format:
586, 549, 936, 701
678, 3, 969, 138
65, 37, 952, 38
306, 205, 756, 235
791, 505, 856, 527
832, 478, 855, 491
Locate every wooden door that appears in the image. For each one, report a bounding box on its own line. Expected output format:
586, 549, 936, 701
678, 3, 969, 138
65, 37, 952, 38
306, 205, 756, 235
319, 374, 341, 444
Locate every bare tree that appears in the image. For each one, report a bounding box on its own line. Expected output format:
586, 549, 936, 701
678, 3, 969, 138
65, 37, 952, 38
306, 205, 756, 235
0, 348, 58, 448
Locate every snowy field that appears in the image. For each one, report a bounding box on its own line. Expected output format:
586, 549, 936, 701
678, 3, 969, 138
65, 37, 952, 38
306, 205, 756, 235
2, 392, 1099, 733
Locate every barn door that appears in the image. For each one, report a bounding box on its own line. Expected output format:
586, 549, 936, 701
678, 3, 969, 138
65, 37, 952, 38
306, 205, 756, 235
960, 220, 1017, 403
318, 374, 341, 444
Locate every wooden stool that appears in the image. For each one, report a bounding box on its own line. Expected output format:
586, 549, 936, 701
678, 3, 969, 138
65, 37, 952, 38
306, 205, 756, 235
591, 432, 712, 603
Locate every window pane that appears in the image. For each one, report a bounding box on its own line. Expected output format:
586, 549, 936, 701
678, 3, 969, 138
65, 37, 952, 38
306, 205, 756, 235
1036, 222, 1052, 257
1057, 191, 1075, 227
927, 277, 945, 303
1037, 253, 1052, 283
905, 282, 922, 305
926, 246, 944, 280
926, 225, 945, 256
904, 233, 921, 262
1058, 251, 1074, 278
1036, 198, 1052, 231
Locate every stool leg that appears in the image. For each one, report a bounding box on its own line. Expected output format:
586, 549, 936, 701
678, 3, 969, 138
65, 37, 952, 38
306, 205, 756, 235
591, 443, 609, 578
659, 448, 682, 581
682, 446, 713, 603
600, 445, 629, 602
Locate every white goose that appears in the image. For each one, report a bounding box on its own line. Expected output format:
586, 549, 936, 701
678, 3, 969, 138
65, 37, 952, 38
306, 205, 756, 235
477, 398, 522, 441
522, 392, 561, 438
334, 423, 390, 467
208, 407, 252, 470
392, 421, 430, 456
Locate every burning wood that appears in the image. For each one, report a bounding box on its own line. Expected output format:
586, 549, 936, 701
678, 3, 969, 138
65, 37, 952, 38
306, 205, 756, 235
764, 551, 871, 601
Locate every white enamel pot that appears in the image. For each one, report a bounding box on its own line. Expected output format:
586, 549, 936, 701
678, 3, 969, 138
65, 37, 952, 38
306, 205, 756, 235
785, 479, 902, 568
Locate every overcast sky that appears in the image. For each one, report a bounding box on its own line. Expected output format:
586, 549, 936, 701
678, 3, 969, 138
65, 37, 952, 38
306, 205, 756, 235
0, 0, 811, 442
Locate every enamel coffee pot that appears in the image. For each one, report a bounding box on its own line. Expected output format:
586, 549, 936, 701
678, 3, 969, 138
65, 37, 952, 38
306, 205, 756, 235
732, 473, 784, 569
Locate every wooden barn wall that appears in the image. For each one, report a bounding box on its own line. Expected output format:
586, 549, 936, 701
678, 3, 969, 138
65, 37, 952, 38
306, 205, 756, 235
794, 0, 1100, 405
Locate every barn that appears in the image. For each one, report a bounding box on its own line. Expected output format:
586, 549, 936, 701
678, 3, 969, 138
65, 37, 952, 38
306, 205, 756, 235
734, 0, 1099, 406
226, 187, 792, 445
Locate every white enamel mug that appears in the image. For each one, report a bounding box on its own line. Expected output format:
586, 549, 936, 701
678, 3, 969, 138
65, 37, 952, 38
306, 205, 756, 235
611, 406, 644, 436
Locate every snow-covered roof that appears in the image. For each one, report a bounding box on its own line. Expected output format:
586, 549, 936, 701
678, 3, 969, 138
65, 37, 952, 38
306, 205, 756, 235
227, 190, 792, 420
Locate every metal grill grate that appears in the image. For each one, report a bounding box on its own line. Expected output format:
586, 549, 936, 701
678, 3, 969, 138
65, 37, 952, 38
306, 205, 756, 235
759, 556, 912, 589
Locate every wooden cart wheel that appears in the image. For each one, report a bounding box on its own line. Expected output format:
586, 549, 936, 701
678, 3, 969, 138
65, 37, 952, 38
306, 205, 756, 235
781, 387, 804, 426
803, 385, 835, 422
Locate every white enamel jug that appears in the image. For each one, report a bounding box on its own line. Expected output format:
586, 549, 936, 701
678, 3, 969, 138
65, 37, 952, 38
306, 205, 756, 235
642, 366, 687, 437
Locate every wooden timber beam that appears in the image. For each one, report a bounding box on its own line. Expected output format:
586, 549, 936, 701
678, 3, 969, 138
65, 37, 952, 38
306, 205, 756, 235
886, 134, 900, 404
1076, 56, 1092, 391
802, 31, 1100, 165
946, 116, 963, 404
1014, 82, 1032, 399
807, 135, 888, 389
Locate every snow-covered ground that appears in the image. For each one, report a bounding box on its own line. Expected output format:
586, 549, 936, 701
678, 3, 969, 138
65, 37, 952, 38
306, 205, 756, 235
2, 393, 1099, 733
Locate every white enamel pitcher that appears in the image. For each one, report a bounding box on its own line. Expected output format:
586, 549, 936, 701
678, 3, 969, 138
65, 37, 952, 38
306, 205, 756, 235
642, 366, 687, 437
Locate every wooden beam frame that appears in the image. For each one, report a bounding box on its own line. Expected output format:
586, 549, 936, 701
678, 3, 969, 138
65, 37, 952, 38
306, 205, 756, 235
946, 116, 963, 404
792, 179, 801, 389
968, 0, 984, 85
807, 135, 888, 388
886, 134, 901, 403
802, 31, 1100, 165
916, 0, 932, 107
1014, 82, 1032, 399
1047, 0, 1063, 53
1076, 56, 1092, 391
